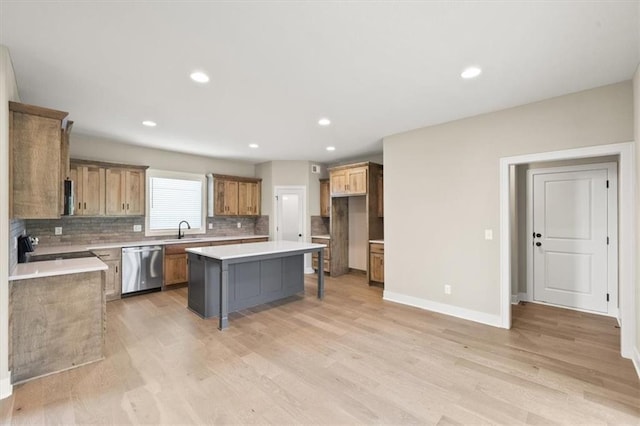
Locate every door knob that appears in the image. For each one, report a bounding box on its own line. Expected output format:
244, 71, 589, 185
535, 242, 542, 247
298, 234, 302, 237
533, 233, 542, 238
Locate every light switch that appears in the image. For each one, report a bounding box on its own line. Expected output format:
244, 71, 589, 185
133, 224, 142, 232
54, 227, 62, 235
237, 222, 241, 229
484, 229, 493, 240
208, 223, 213, 230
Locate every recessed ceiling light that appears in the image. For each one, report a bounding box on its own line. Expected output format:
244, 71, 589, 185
326, 146, 336, 151
318, 118, 331, 126
461, 66, 482, 79
142, 120, 157, 127
190, 71, 210, 83
249, 143, 259, 149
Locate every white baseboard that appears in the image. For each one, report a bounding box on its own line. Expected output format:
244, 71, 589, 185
383, 291, 502, 328
518, 292, 530, 302
0, 373, 12, 400
304, 267, 315, 275
632, 347, 640, 380
511, 294, 519, 305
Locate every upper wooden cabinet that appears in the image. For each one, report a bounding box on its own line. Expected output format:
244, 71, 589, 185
69, 163, 106, 216
329, 164, 368, 196
238, 181, 260, 216
9, 101, 71, 219
105, 167, 145, 216
212, 174, 261, 216
319, 179, 330, 217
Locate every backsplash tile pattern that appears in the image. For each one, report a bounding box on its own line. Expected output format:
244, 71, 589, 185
25, 215, 269, 247
311, 216, 330, 236
9, 219, 26, 272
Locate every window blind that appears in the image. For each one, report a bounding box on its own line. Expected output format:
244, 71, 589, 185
149, 177, 202, 230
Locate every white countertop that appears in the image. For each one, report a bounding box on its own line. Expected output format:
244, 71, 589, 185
369, 239, 384, 244
311, 235, 330, 240
187, 241, 326, 261
9, 257, 108, 281
30, 235, 269, 256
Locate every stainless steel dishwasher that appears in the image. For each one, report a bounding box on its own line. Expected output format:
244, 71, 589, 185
121, 245, 164, 295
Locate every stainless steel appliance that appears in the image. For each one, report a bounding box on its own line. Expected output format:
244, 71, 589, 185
122, 245, 163, 295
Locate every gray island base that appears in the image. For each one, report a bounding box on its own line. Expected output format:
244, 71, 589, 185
186, 241, 326, 329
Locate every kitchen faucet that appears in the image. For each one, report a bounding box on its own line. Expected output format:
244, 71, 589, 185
178, 220, 191, 239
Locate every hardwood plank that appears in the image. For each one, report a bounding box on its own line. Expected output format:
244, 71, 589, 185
2, 273, 638, 425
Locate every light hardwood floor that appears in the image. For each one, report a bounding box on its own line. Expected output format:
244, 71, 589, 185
1, 273, 638, 425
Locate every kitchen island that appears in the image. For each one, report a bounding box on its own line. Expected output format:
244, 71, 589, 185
186, 241, 326, 329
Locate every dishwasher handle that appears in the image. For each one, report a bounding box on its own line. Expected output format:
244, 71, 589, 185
123, 247, 163, 254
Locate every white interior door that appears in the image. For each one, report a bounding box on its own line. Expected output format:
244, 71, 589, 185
532, 168, 609, 313
275, 187, 304, 243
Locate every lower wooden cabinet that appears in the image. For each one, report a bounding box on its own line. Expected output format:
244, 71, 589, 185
163, 237, 269, 286
369, 243, 384, 284
92, 248, 122, 301
311, 238, 331, 273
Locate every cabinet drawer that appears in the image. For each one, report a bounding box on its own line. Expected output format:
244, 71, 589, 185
370, 243, 384, 254
311, 239, 331, 259
92, 248, 121, 260
164, 241, 210, 255
241, 237, 268, 243
312, 257, 330, 273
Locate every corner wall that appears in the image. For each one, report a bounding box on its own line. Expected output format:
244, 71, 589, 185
633, 63, 640, 374
383, 81, 633, 325
0, 45, 20, 399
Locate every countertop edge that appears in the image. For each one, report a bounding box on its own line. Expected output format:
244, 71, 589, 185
9, 257, 108, 281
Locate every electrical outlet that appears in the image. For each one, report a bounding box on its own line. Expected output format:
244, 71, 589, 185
485, 229, 493, 240
444, 285, 452, 295
54, 227, 62, 235
237, 222, 241, 229
133, 224, 142, 232
208, 223, 213, 230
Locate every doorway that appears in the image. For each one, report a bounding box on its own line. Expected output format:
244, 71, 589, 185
274, 186, 312, 272
499, 142, 635, 361
527, 163, 618, 316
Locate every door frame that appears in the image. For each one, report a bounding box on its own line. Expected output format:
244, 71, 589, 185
525, 162, 618, 317
273, 185, 313, 273
499, 142, 635, 361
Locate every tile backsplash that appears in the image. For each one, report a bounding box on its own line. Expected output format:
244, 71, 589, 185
25, 215, 269, 247
9, 218, 26, 272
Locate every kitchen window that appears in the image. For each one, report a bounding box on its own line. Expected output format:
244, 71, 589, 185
145, 170, 206, 237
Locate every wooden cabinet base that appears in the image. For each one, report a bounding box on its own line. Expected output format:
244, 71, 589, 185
9, 271, 105, 384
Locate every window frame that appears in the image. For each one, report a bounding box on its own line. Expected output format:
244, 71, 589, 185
145, 169, 207, 238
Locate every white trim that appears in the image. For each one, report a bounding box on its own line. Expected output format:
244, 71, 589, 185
383, 291, 503, 328
511, 294, 520, 305
518, 292, 530, 302
632, 346, 640, 380
526, 163, 618, 317
0, 375, 12, 400
499, 142, 636, 360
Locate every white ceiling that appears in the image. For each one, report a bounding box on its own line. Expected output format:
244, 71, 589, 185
1, 2, 638, 164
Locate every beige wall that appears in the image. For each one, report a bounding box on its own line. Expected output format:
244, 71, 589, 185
71, 133, 255, 176
384, 81, 633, 318
0, 45, 20, 399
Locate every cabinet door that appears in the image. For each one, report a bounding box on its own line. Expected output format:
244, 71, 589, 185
377, 175, 384, 217
105, 259, 121, 301
11, 112, 62, 218
214, 179, 228, 216
347, 167, 367, 195
238, 182, 251, 216
225, 180, 239, 215
320, 180, 330, 217
330, 170, 348, 195
59, 128, 70, 216
105, 168, 126, 215
238, 181, 260, 216
370, 252, 384, 282
125, 169, 145, 215
82, 165, 106, 216
164, 254, 188, 285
